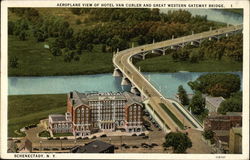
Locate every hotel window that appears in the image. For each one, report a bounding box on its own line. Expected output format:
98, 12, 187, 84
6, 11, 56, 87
77, 109, 80, 113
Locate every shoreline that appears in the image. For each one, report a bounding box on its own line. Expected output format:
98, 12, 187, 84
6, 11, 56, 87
8, 69, 243, 77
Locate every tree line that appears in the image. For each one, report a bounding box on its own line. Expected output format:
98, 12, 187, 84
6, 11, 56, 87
171, 33, 243, 63
178, 73, 242, 118
8, 8, 227, 64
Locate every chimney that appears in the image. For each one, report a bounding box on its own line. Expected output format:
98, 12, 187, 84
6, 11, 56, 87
70, 92, 73, 98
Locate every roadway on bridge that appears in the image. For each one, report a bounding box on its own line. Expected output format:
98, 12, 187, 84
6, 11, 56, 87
113, 24, 243, 132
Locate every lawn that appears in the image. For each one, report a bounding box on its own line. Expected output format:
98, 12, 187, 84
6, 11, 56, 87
53, 132, 73, 137
39, 130, 51, 137
8, 94, 66, 137
159, 103, 185, 130
8, 35, 114, 76
147, 104, 170, 129
135, 54, 242, 73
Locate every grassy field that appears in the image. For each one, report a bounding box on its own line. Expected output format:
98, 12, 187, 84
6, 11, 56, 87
8, 94, 66, 137
8, 35, 113, 76
53, 132, 73, 137
147, 104, 170, 129
135, 54, 242, 73
159, 103, 185, 130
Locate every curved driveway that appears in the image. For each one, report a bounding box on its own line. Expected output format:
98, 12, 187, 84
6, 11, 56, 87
113, 25, 243, 131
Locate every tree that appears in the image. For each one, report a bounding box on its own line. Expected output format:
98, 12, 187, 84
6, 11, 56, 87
9, 57, 19, 68
163, 132, 192, 153
86, 44, 94, 52
178, 85, 189, 105
188, 73, 241, 98
50, 46, 62, 56
218, 92, 242, 114
202, 129, 214, 140
75, 19, 81, 25
189, 92, 205, 115
18, 31, 27, 41
8, 21, 15, 35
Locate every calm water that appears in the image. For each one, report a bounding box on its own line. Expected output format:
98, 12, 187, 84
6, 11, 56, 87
8, 72, 242, 98
160, 9, 243, 25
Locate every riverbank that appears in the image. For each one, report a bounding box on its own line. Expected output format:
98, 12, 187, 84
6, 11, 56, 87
134, 55, 242, 73
8, 94, 66, 137
223, 9, 243, 15
8, 34, 242, 76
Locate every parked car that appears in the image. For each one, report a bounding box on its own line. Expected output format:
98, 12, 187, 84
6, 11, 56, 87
100, 134, 107, 137
151, 143, 158, 146
132, 133, 137, 136
142, 136, 149, 139
124, 145, 130, 149
139, 133, 146, 136
91, 136, 97, 139
114, 146, 119, 150
132, 145, 139, 148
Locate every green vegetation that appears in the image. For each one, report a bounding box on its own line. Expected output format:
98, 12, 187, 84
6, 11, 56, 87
147, 104, 170, 129
202, 129, 214, 140
135, 55, 242, 73
189, 92, 205, 115
159, 103, 184, 129
171, 103, 198, 128
163, 132, 192, 153
8, 8, 231, 76
39, 131, 51, 137
135, 34, 242, 73
188, 73, 241, 98
53, 132, 73, 137
188, 92, 208, 122
218, 92, 242, 114
8, 94, 66, 137
8, 36, 113, 76
177, 85, 189, 105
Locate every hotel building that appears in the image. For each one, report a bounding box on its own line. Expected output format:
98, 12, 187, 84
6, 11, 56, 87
49, 91, 143, 137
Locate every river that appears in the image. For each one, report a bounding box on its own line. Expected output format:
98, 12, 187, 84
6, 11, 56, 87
160, 9, 243, 25
8, 9, 243, 98
8, 72, 242, 98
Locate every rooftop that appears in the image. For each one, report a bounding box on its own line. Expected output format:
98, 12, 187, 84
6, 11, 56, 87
206, 96, 225, 108
68, 91, 141, 108
71, 140, 114, 153
49, 114, 66, 122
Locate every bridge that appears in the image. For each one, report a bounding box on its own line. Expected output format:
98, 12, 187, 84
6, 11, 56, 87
112, 24, 243, 133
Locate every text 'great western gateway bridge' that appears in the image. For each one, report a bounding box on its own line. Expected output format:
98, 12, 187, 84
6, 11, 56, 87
112, 24, 243, 133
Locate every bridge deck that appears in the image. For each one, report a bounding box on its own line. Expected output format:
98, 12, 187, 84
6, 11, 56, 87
113, 25, 243, 131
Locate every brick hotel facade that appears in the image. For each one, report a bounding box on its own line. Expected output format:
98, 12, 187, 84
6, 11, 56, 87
49, 91, 143, 137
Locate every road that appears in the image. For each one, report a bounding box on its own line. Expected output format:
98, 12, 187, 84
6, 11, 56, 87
113, 24, 243, 131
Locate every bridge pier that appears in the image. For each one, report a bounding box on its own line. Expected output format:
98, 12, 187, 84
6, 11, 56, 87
130, 85, 140, 95
113, 68, 122, 77
121, 77, 131, 85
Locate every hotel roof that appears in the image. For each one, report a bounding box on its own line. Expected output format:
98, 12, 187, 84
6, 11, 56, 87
68, 91, 141, 108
